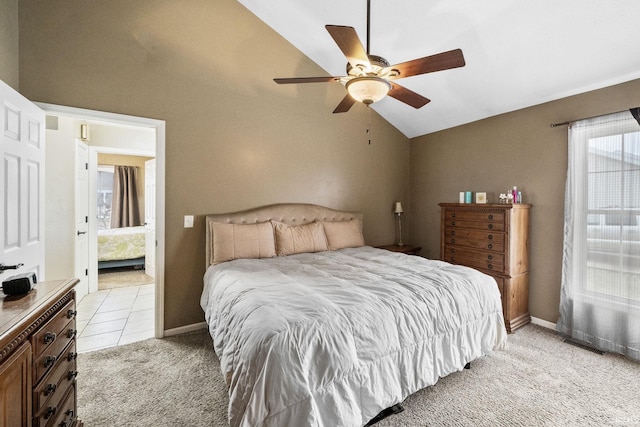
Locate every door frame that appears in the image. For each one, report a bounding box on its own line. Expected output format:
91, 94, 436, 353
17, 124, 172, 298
36, 102, 166, 338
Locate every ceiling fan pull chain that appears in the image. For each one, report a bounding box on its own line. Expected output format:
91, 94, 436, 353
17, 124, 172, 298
367, 107, 372, 145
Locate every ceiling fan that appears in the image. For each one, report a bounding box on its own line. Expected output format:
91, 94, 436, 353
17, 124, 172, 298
274, 0, 466, 113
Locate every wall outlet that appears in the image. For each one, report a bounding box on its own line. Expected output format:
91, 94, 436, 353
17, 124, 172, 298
184, 215, 194, 228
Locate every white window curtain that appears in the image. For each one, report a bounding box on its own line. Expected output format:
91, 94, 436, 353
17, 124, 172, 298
557, 109, 640, 361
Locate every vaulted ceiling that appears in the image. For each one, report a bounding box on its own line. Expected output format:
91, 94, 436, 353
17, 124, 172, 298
239, 0, 640, 138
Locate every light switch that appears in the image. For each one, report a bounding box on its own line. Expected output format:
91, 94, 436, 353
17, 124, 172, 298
184, 215, 194, 228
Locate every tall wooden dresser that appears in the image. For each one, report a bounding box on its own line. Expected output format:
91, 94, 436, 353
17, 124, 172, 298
439, 203, 531, 332
0, 278, 82, 427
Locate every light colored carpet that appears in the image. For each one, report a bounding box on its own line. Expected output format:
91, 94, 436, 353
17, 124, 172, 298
98, 268, 154, 290
77, 325, 640, 426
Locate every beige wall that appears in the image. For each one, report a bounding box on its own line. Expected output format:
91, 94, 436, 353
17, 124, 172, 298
18, 0, 410, 330
0, 0, 18, 89
409, 78, 640, 324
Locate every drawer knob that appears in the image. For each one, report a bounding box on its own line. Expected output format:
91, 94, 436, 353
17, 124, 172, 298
488, 214, 493, 220
488, 234, 493, 240
450, 238, 456, 244
488, 224, 493, 229
67, 329, 77, 339
451, 230, 455, 236
488, 255, 493, 260
43, 332, 56, 344
44, 383, 57, 396
488, 243, 493, 249
487, 264, 493, 270
44, 406, 57, 419
68, 370, 78, 381
67, 352, 78, 361
451, 213, 456, 218
451, 221, 456, 226
67, 309, 77, 319
450, 257, 455, 262
44, 355, 57, 368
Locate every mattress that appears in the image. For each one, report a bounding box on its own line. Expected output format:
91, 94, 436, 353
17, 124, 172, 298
97, 226, 146, 262
201, 246, 507, 427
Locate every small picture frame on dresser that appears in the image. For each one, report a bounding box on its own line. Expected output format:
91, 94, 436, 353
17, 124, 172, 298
475, 192, 487, 204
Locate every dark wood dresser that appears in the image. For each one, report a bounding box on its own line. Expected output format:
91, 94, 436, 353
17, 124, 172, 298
0, 278, 82, 427
439, 203, 531, 332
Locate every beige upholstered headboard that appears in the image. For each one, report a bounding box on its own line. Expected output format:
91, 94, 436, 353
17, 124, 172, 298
205, 203, 363, 268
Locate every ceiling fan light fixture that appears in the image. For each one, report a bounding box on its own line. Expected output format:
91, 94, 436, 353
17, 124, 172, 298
346, 76, 392, 105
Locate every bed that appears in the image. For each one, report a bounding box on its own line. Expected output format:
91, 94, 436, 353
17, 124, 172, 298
97, 226, 146, 269
200, 203, 507, 427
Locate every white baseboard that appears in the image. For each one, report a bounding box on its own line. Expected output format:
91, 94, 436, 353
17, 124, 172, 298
530, 316, 556, 330
163, 321, 207, 337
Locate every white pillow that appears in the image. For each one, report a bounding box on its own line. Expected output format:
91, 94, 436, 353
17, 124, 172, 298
272, 221, 329, 256
321, 219, 365, 250
210, 221, 276, 265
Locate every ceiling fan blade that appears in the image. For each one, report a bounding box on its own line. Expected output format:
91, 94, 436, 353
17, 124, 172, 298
274, 77, 342, 84
388, 82, 431, 109
333, 94, 357, 113
387, 48, 465, 80
325, 25, 371, 70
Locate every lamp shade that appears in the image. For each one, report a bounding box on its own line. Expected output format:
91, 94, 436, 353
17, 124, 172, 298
394, 201, 404, 214
346, 76, 391, 105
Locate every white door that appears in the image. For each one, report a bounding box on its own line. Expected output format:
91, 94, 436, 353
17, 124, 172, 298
74, 140, 89, 300
144, 159, 156, 278
0, 80, 45, 282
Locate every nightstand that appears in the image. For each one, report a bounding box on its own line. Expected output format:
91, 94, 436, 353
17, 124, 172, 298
376, 244, 422, 256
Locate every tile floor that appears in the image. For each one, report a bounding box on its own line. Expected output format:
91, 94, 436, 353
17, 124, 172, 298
76, 283, 155, 353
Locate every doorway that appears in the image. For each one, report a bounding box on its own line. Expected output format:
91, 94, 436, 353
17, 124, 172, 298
38, 103, 165, 352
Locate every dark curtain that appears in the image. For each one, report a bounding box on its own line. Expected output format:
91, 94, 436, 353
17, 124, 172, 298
630, 107, 640, 126
110, 166, 142, 228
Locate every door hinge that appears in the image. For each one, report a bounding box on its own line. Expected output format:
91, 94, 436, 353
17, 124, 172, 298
85, 216, 88, 223
85, 268, 88, 276
85, 163, 88, 170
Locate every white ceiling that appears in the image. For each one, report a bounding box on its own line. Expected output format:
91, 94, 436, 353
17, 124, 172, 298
239, 0, 640, 138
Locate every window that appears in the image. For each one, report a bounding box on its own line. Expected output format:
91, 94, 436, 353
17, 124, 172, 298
558, 109, 640, 361
585, 130, 640, 302
97, 166, 114, 230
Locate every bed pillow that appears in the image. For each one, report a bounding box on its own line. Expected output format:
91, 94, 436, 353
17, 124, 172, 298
210, 221, 276, 265
272, 221, 329, 256
321, 219, 365, 250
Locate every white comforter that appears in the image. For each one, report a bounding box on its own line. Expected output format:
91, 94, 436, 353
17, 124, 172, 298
201, 246, 507, 427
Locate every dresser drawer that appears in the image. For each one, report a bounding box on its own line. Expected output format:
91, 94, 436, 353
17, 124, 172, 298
443, 228, 505, 252
33, 340, 77, 415
34, 383, 76, 427
32, 318, 77, 385
443, 245, 505, 273
32, 299, 77, 360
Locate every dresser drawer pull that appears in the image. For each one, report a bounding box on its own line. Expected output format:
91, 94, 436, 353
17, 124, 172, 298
67, 329, 77, 339
450, 257, 455, 262
44, 383, 57, 396
450, 248, 456, 254
488, 234, 493, 240
451, 221, 456, 226
44, 406, 57, 419
488, 224, 493, 230
43, 332, 57, 344
68, 370, 78, 380
450, 230, 455, 236
488, 214, 493, 220
450, 238, 456, 244
67, 309, 77, 319
67, 352, 78, 361
488, 243, 493, 249
487, 255, 493, 260
451, 213, 456, 218
487, 264, 493, 270
44, 355, 57, 368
